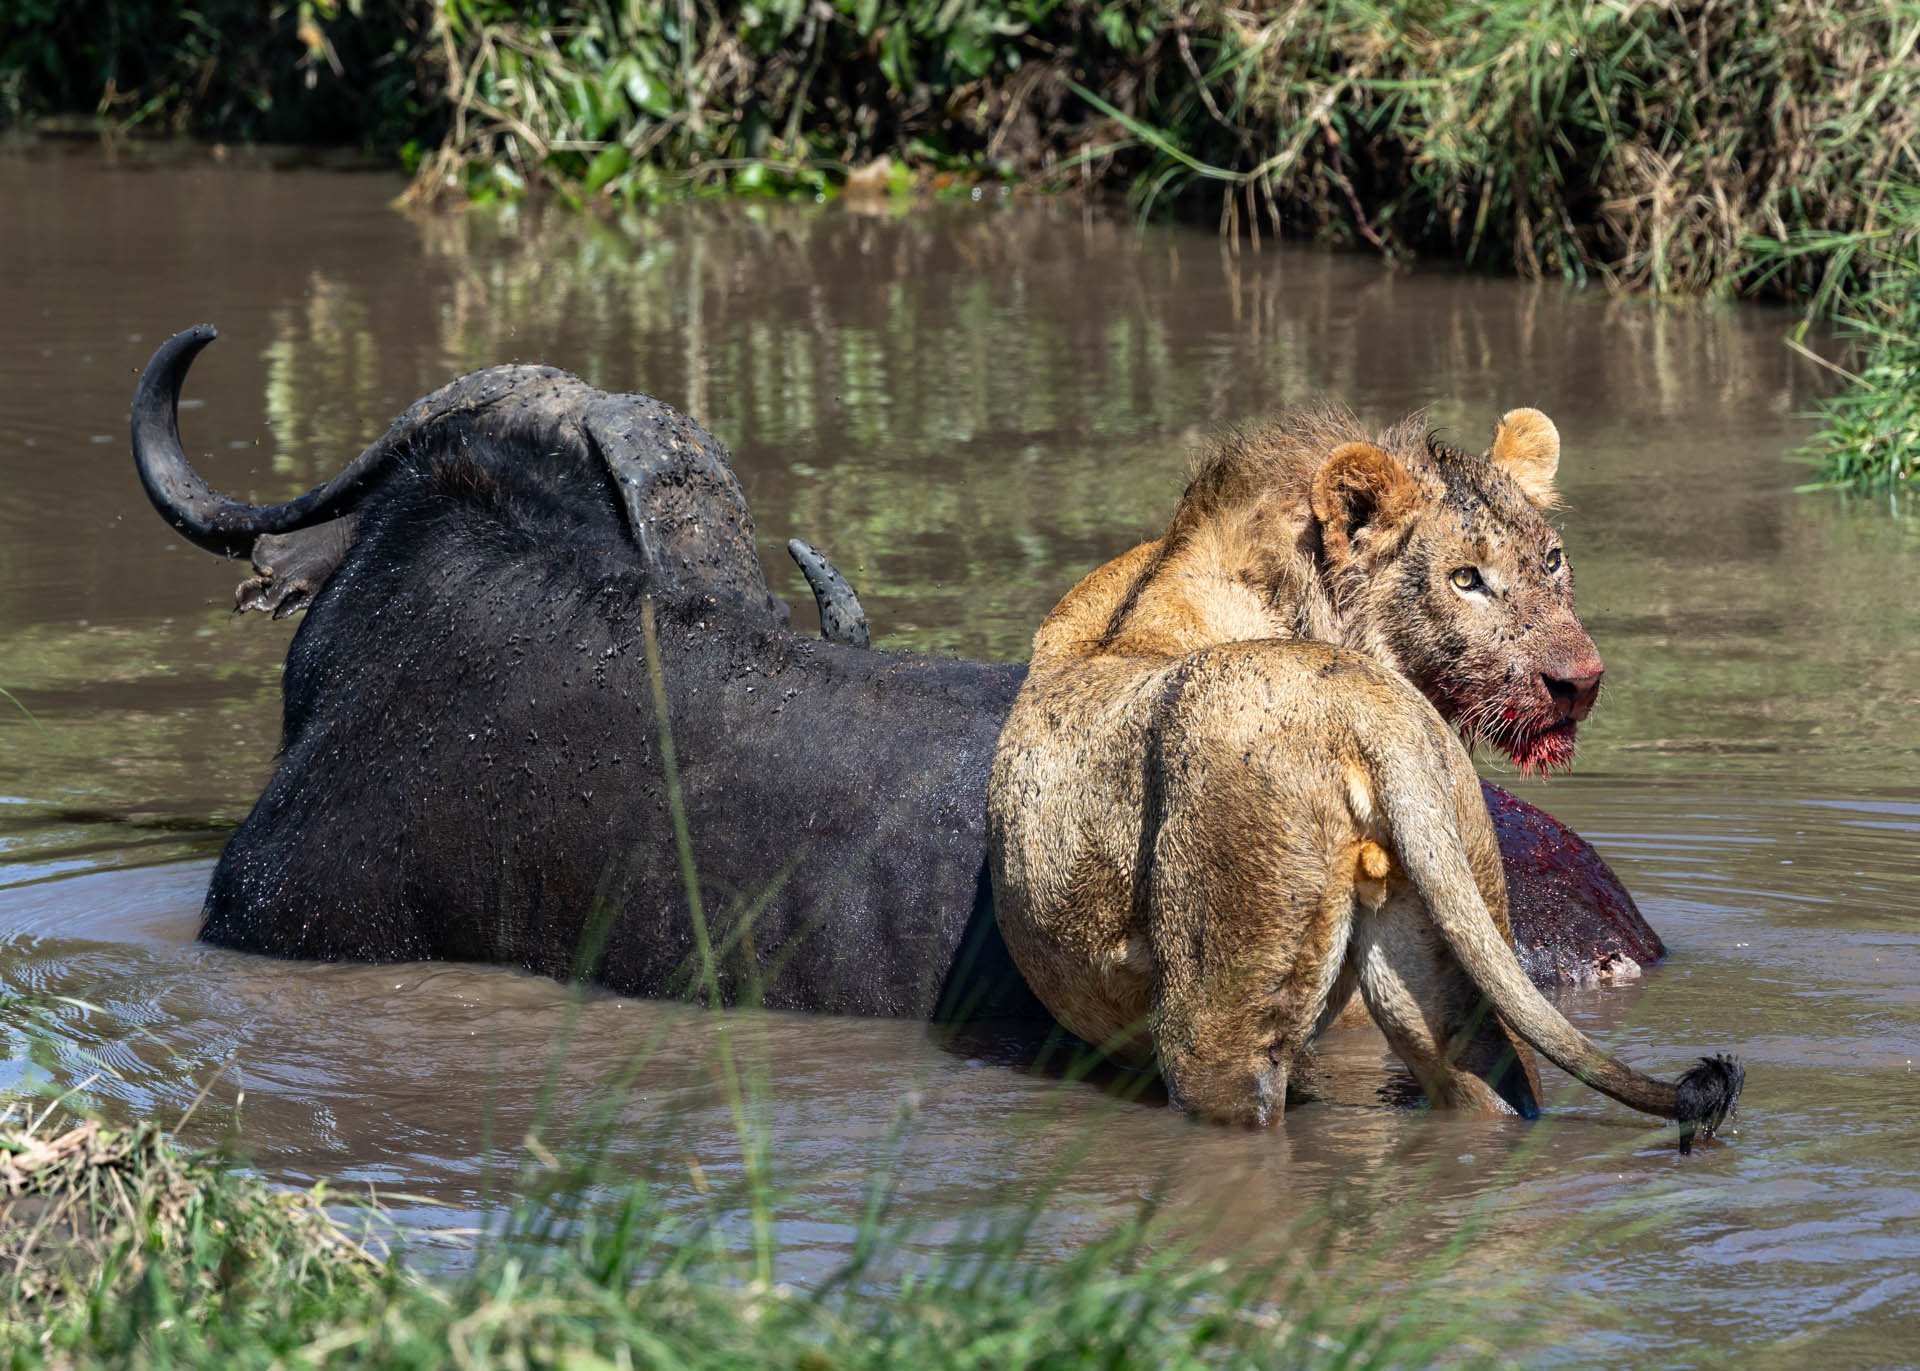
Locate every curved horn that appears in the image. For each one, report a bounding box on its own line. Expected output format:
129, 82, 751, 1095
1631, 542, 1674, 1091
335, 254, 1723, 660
132, 325, 395, 558
786, 538, 871, 648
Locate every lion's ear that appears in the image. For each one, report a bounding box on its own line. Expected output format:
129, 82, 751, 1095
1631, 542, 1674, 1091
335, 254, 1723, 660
1489, 408, 1561, 508
1311, 442, 1418, 566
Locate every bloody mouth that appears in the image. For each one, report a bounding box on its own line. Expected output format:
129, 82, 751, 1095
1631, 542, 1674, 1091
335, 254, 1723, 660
1507, 719, 1578, 775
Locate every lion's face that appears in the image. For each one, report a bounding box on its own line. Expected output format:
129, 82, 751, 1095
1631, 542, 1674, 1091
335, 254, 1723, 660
1311, 410, 1603, 774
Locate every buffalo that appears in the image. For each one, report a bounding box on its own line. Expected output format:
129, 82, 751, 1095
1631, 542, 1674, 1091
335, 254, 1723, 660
131, 325, 1662, 1029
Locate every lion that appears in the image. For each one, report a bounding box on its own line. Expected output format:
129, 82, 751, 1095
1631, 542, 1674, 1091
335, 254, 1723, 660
986, 408, 1743, 1147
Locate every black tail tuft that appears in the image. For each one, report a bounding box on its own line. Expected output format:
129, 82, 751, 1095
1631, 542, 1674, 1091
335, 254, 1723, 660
1675, 1054, 1745, 1155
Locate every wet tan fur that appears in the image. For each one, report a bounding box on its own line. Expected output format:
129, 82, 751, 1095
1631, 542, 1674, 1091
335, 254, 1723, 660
988, 409, 1695, 1125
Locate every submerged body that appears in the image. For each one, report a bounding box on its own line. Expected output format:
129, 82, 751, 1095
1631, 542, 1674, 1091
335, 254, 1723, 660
205, 430, 1036, 1018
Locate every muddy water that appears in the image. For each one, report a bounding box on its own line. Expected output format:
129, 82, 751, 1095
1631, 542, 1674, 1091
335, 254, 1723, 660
3, 140, 1918, 1364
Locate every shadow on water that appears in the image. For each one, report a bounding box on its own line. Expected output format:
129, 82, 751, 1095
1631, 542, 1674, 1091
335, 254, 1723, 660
2, 142, 1918, 1365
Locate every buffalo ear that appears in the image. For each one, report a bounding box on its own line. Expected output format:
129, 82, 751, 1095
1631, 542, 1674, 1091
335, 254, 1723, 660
1489, 407, 1562, 508
1310, 442, 1418, 566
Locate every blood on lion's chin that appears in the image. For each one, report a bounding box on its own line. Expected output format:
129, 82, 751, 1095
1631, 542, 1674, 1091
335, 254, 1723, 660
1507, 724, 1578, 776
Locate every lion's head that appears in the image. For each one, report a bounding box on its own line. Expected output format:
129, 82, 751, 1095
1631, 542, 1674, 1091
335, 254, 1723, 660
1305, 409, 1603, 773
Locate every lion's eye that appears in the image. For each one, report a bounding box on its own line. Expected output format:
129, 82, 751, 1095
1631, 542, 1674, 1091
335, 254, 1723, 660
1545, 548, 1563, 573
1449, 566, 1484, 593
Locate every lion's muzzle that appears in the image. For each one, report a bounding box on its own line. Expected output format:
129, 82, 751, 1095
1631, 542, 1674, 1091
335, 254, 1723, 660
1542, 658, 1604, 722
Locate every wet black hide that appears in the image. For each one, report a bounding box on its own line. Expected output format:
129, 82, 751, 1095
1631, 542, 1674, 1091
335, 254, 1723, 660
200, 429, 1042, 1020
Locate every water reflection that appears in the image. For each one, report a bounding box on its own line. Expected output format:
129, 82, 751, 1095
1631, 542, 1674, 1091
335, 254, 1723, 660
234, 191, 1874, 685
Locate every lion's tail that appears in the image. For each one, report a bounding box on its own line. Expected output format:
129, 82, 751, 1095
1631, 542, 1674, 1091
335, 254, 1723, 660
1365, 737, 1743, 1154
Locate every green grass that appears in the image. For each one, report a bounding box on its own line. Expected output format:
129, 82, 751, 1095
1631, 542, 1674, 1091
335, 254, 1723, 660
2, 0, 1915, 488
6, 965, 1493, 1370
0, 1068, 1514, 1370
1749, 185, 1920, 492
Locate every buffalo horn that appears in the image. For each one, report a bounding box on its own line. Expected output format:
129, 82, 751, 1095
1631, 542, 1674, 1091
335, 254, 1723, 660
131, 325, 395, 559
786, 538, 871, 648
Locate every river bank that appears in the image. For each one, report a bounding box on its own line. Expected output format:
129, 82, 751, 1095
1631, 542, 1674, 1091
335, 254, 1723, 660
3, 1, 1916, 488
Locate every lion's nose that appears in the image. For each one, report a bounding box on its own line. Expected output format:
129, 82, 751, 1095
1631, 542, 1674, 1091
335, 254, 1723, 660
1543, 665, 1604, 721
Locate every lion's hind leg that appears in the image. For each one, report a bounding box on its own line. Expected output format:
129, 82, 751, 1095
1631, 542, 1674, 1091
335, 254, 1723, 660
1147, 817, 1358, 1127
1350, 883, 1542, 1117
